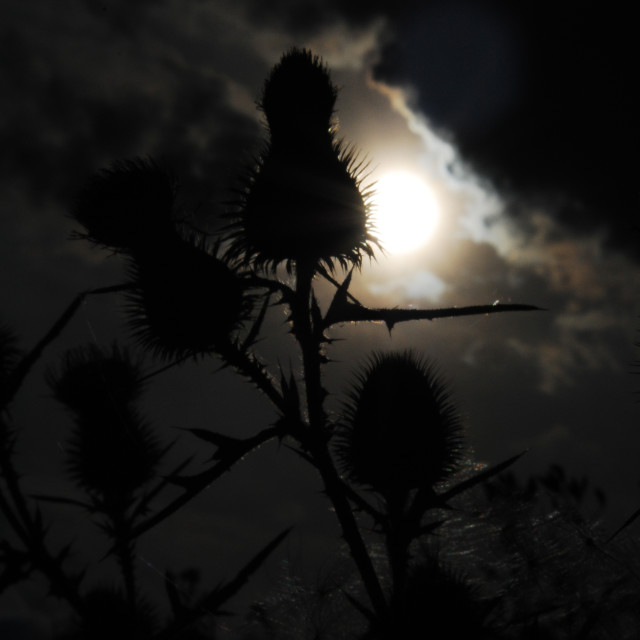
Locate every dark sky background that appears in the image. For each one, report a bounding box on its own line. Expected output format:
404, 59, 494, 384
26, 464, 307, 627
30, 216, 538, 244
1, 0, 639, 637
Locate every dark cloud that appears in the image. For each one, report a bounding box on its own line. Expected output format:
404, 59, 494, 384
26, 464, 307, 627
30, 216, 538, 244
372, 0, 640, 258
240, 0, 394, 34
80, 0, 168, 37
0, 11, 260, 223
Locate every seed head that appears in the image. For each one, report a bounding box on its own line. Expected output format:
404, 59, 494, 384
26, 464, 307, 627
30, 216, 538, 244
335, 351, 464, 495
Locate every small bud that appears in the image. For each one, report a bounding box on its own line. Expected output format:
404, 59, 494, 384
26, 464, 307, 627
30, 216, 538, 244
260, 48, 337, 142
71, 157, 177, 252
48, 343, 143, 415
335, 351, 463, 495
47, 345, 161, 502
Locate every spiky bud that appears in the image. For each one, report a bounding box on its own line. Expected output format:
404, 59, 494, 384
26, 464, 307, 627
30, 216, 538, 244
48, 344, 143, 415
126, 235, 252, 360
260, 48, 337, 142
47, 345, 161, 503
71, 157, 177, 252
335, 352, 463, 495
225, 48, 376, 272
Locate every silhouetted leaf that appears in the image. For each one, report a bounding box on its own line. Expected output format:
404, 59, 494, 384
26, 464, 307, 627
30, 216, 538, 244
342, 590, 376, 624
200, 528, 292, 612
242, 292, 271, 350
324, 267, 355, 327
31, 494, 96, 512
606, 505, 640, 544
156, 528, 292, 639
130, 453, 194, 522
439, 451, 527, 502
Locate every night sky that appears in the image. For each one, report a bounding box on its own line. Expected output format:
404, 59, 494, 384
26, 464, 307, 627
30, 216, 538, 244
1, 1, 639, 637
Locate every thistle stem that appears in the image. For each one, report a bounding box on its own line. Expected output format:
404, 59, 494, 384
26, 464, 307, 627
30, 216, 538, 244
216, 341, 286, 414
292, 261, 388, 621
294, 261, 325, 429
384, 492, 411, 619
111, 509, 138, 610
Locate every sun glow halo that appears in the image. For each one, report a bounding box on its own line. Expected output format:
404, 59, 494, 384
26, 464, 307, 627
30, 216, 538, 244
371, 172, 440, 254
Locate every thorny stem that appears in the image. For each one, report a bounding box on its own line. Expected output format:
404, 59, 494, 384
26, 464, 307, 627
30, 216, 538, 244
294, 261, 326, 429
384, 492, 411, 618
217, 341, 287, 414
307, 442, 390, 621
110, 508, 138, 610
323, 301, 544, 331
292, 262, 388, 621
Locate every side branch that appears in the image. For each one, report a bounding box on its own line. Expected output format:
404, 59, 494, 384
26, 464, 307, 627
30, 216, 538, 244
217, 341, 287, 414
127, 426, 280, 543
324, 302, 544, 331
1, 283, 132, 409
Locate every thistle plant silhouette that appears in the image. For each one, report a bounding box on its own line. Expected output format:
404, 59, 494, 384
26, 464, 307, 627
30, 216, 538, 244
1, 48, 548, 639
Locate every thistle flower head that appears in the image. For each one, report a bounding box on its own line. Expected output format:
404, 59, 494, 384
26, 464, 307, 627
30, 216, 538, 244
48, 343, 144, 415
71, 157, 177, 252
224, 48, 377, 272
226, 141, 375, 272
335, 351, 464, 495
260, 47, 338, 142
126, 235, 253, 360
47, 345, 161, 502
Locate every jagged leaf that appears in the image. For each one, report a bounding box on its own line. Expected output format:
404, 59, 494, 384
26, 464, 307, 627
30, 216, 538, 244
165, 569, 185, 617
131, 454, 194, 521
342, 590, 376, 624
243, 292, 271, 350
181, 427, 242, 450
200, 527, 292, 610
324, 267, 354, 326
311, 292, 323, 335
606, 505, 640, 544
438, 451, 527, 502
156, 528, 292, 639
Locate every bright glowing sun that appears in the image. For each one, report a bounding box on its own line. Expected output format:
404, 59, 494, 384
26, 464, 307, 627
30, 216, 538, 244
371, 172, 440, 254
